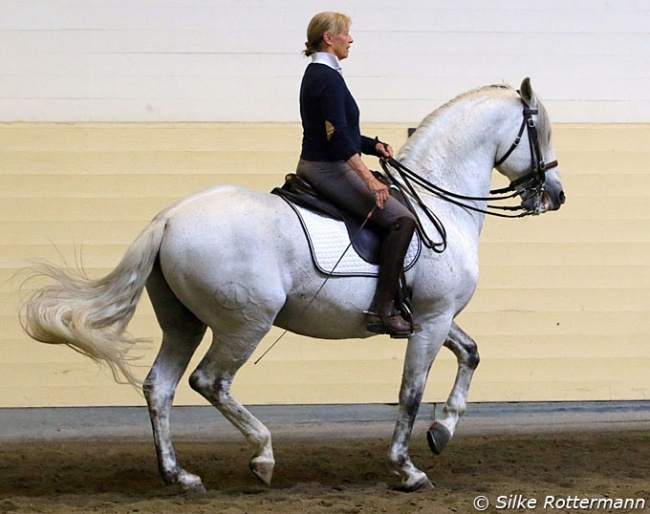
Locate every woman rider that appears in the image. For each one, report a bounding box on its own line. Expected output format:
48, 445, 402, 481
296, 12, 421, 338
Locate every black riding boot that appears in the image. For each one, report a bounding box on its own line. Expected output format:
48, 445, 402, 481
366, 217, 421, 338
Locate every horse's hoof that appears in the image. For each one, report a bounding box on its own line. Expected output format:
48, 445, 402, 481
250, 459, 274, 486
183, 481, 208, 494
171, 470, 206, 494
413, 477, 435, 492
427, 422, 452, 455
394, 476, 435, 493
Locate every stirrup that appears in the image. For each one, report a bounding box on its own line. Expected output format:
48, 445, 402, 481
365, 311, 422, 339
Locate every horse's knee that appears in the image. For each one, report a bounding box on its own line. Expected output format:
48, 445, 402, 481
466, 345, 480, 369
446, 324, 480, 370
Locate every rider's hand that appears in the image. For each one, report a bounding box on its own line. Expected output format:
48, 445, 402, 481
366, 177, 390, 209
375, 141, 394, 161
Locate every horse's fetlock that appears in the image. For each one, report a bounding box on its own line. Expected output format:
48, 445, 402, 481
389, 449, 408, 468
161, 467, 180, 485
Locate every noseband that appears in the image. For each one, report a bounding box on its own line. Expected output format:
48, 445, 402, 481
380, 94, 559, 253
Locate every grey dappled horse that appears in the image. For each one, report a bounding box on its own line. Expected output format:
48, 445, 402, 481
21, 78, 564, 492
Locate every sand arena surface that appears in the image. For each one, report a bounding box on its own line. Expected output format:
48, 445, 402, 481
0, 427, 649, 514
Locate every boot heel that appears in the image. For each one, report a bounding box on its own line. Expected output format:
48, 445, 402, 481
365, 311, 422, 338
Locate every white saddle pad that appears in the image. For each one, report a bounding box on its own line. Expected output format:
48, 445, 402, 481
288, 203, 422, 277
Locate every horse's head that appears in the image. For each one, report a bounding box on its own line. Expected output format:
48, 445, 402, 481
494, 78, 566, 215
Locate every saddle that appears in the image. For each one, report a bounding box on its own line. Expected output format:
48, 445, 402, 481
271, 173, 421, 325
271, 172, 409, 264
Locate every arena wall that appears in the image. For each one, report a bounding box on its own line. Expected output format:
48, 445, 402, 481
1, 1, 648, 407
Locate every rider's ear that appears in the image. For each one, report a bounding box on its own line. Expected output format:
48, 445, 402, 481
520, 77, 536, 107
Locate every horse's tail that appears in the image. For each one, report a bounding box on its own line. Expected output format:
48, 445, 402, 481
19, 212, 170, 388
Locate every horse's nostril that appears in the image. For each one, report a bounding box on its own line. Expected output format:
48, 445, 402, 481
559, 191, 566, 204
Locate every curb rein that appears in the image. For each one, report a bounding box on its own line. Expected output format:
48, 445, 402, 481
380, 98, 559, 253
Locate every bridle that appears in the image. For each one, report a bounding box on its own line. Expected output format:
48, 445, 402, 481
493, 101, 559, 196
380, 95, 559, 253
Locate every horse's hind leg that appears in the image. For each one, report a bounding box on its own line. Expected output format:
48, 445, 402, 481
427, 321, 480, 455
143, 261, 207, 492
189, 326, 276, 486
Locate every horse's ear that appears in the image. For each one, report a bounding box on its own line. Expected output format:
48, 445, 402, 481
520, 77, 536, 107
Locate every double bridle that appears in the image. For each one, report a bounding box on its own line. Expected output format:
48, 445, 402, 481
493, 102, 559, 194
380, 96, 559, 253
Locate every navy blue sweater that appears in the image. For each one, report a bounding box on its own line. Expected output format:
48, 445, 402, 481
300, 63, 379, 162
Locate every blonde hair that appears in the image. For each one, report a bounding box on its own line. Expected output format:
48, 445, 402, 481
303, 12, 351, 57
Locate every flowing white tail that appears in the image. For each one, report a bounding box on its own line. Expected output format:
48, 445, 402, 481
20, 213, 169, 386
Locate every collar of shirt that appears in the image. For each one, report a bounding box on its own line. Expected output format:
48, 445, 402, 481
311, 52, 343, 75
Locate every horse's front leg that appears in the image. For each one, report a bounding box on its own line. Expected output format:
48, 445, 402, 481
427, 321, 480, 455
389, 321, 449, 492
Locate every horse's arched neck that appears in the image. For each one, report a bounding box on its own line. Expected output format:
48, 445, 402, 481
399, 93, 513, 201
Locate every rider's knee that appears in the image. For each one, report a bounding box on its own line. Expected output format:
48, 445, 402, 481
390, 216, 417, 234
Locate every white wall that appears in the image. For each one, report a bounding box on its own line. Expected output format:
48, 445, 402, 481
1, 0, 647, 123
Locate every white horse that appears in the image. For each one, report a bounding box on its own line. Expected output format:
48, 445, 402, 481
21, 78, 564, 492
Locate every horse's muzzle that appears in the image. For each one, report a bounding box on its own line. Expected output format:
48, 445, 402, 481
521, 187, 565, 214
547, 188, 566, 211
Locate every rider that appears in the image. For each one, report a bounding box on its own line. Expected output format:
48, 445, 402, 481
296, 12, 421, 338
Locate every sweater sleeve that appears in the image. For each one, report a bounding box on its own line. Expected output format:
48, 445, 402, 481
360, 135, 382, 157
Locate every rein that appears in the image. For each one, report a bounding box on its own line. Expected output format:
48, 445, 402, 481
381, 158, 524, 253
380, 98, 559, 253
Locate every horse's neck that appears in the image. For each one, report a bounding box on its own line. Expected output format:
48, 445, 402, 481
398, 93, 512, 233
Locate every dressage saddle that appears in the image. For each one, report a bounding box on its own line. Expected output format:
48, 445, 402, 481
271, 172, 409, 265
271, 173, 417, 324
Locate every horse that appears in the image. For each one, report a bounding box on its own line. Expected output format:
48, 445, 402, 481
20, 77, 565, 492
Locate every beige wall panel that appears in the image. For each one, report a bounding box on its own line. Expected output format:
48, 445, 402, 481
1, 122, 648, 407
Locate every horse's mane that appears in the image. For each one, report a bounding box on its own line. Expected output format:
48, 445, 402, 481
413, 83, 552, 148
439, 83, 513, 111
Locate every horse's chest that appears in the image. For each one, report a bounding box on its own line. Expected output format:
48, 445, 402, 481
416, 248, 479, 303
